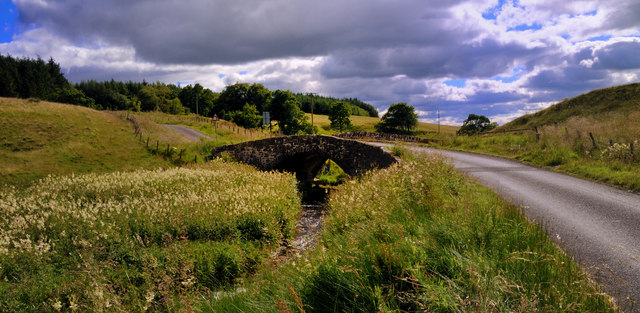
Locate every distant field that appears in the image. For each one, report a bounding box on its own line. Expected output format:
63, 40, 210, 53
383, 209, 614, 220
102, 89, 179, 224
0, 98, 170, 187
307, 113, 458, 136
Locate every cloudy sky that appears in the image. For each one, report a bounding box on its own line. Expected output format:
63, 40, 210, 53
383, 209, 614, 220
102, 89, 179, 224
2, 0, 640, 125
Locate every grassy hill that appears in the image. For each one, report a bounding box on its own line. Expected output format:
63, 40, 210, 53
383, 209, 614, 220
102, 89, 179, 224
436, 82, 640, 192
0, 98, 278, 187
500, 82, 640, 131
0, 98, 172, 187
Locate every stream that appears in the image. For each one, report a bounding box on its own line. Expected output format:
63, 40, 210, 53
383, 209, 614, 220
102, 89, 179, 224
278, 184, 330, 257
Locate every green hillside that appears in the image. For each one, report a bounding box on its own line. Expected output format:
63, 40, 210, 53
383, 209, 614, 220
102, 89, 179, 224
501, 83, 640, 131
0, 97, 171, 187
436, 82, 640, 192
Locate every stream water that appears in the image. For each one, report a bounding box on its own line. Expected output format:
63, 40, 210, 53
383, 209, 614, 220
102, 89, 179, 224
278, 184, 330, 256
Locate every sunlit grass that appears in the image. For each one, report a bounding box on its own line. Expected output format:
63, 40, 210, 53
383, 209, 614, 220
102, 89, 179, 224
0, 98, 170, 187
0, 159, 300, 312
436, 112, 640, 192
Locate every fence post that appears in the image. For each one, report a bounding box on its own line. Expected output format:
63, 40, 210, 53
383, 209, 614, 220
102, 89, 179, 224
589, 132, 597, 149
156, 140, 159, 153
146, 137, 149, 148
631, 142, 635, 161
534, 127, 540, 142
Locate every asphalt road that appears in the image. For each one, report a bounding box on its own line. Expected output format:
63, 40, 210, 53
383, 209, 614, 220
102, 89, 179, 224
162, 124, 212, 142
373, 143, 640, 311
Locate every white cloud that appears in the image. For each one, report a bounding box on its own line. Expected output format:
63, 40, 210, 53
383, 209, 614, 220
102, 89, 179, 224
580, 57, 599, 68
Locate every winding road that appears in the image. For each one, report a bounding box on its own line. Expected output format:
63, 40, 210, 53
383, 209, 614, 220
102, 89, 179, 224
373, 143, 640, 311
162, 124, 212, 141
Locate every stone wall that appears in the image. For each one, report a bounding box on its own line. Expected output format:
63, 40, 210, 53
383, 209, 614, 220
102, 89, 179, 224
336, 131, 439, 144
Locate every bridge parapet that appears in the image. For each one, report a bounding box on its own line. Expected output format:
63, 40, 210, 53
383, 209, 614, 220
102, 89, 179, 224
211, 135, 397, 182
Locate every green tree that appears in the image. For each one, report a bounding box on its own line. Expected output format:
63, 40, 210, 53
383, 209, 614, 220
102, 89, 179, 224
160, 97, 185, 114
0, 55, 18, 97
279, 98, 312, 135
215, 83, 271, 119
268, 89, 296, 122
138, 85, 162, 111
50, 87, 96, 108
126, 96, 142, 112
247, 83, 271, 113
329, 101, 352, 132
457, 114, 498, 135
139, 83, 185, 113
228, 103, 262, 128
374, 102, 418, 134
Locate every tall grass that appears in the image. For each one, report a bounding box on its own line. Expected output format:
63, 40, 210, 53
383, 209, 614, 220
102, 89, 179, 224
438, 112, 640, 191
200, 151, 615, 312
0, 159, 300, 312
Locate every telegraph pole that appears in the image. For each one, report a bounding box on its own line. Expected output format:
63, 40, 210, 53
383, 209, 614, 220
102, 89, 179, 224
437, 104, 440, 134
309, 93, 316, 134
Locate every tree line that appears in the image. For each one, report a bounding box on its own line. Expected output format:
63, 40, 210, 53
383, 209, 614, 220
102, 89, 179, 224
0, 54, 94, 107
1, 55, 427, 135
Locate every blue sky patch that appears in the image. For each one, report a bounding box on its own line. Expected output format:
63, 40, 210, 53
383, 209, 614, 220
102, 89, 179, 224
482, 0, 507, 20
1, 1, 18, 43
218, 74, 225, 78
507, 23, 543, 32
444, 79, 467, 88
587, 35, 612, 42
569, 10, 597, 18
492, 66, 525, 83
238, 70, 248, 75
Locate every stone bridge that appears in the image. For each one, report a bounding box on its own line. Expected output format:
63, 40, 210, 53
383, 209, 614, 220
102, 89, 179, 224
210, 135, 397, 182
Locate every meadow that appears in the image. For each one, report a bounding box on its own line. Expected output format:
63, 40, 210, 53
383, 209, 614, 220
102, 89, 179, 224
198, 149, 616, 312
0, 159, 300, 312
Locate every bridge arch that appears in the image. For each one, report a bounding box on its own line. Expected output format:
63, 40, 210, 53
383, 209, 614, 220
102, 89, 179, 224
210, 135, 397, 182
